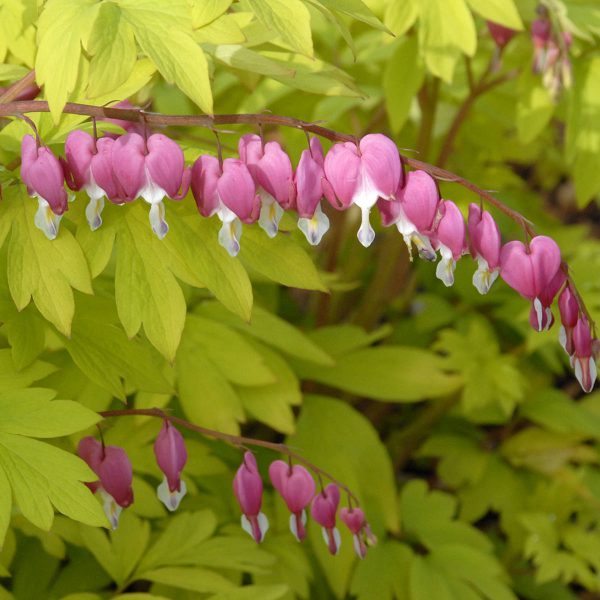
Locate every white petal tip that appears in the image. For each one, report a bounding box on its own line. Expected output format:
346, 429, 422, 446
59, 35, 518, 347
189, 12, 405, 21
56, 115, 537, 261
34, 198, 61, 240
157, 477, 187, 511
298, 205, 330, 246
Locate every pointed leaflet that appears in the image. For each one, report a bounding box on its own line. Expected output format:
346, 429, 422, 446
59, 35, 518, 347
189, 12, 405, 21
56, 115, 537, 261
115, 204, 186, 361
63, 295, 172, 400
465, 0, 523, 29
35, 0, 101, 121
247, 0, 313, 56
7, 188, 92, 336
0, 433, 107, 531
119, 0, 213, 113
313, 0, 389, 32
239, 226, 327, 291
87, 3, 137, 98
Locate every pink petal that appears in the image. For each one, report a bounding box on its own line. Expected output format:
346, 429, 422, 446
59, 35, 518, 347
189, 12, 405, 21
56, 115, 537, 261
191, 155, 221, 217
64, 130, 95, 191
97, 446, 134, 508
294, 138, 325, 218
145, 134, 185, 198
323, 143, 360, 210
359, 134, 402, 200
433, 200, 466, 259
233, 451, 263, 517
111, 133, 146, 202
154, 420, 187, 493
218, 159, 260, 223
397, 170, 439, 232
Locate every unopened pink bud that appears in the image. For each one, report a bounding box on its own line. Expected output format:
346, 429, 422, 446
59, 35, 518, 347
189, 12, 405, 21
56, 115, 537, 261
21, 135, 69, 239
572, 317, 597, 393
311, 483, 341, 555
432, 200, 466, 287
468, 203, 501, 294
269, 460, 315, 542
487, 21, 516, 48
233, 452, 269, 543
154, 420, 188, 511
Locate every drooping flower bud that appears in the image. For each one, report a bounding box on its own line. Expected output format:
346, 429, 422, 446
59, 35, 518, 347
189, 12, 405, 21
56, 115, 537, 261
468, 203, 501, 294
432, 200, 466, 287
21, 135, 69, 239
500, 236, 562, 331
78, 437, 134, 529
154, 420, 188, 511
311, 483, 341, 555
323, 134, 401, 247
191, 156, 260, 256
269, 460, 316, 542
295, 137, 329, 245
572, 317, 597, 393
233, 451, 269, 543
487, 21, 516, 49
378, 169, 440, 261
558, 284, 579, 355
340, 507, 367, 559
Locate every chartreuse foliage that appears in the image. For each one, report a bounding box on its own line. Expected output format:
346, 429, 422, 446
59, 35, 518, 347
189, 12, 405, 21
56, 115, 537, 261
2, 0, 600, 598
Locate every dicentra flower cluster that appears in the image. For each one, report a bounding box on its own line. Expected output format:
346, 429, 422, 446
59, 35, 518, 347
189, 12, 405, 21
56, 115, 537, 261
233, 451, 373, 558
19, 125, 598, 393
77, 423, 371, 557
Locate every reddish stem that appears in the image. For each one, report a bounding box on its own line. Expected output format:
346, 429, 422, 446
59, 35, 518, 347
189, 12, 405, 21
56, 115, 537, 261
99, 407, 360, 505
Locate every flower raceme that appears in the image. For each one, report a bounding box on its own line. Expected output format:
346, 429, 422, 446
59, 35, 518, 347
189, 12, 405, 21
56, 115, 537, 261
233, 451, 269, 543
18, 129, 598, 391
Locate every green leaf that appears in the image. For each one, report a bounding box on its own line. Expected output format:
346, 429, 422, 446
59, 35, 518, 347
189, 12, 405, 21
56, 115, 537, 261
177, 331, 244, 434
3, 305, 46, 370
465, 0, 523, 30
209, 585, 289, 600
350, 541, 413, 600
314, 0, 389, 32
167, 214, 253, 321
0, 432, 106, 531
0, 465, 11, 548
191, 0, 233, 28
293, 346, 462, 401
64, 295, 172, 400
0, 388, 100, 438
434, 316, 524, 422
384, 0, 418, 36
119, 0, 213, 113
289, 395, 398, 533
247, 0, 313, 56
184, 315, 275, 386
517, 71, 555, 145
7, 189, 93, 336
410, 556, 455, 600
238, 340, 301, 434
80, 512, 150, 586
87, 3, 137, 98
136, 510, 217, 573
566, 56, 600, 206
0, 348, 56, 391
35, 0, 101, 120
142, 567, 235, 593
418, 0, 476, 82
384, 37, 425, 134
240, 227, 326, 291
114, 204, 186, 361
196, 302, 334, 366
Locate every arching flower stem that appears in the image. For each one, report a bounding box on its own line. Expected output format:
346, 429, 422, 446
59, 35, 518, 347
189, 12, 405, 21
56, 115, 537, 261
99, 407, 360, 505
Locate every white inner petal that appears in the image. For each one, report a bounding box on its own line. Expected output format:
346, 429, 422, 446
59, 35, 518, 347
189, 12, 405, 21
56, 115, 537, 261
298, 203, 330, 246
34, 197, 62, 240
149, 201, 169, 240
533, 297, 544, 332
258, 192, 283, 239
140, 167, 167, 205
357, 206, 375, 247
157, 476, 187, 512
85, 196, 105, 231
100, 490, 122, 530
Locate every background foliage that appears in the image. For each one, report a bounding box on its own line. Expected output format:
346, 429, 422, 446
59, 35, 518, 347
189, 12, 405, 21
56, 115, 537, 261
1, 0, 600, 598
